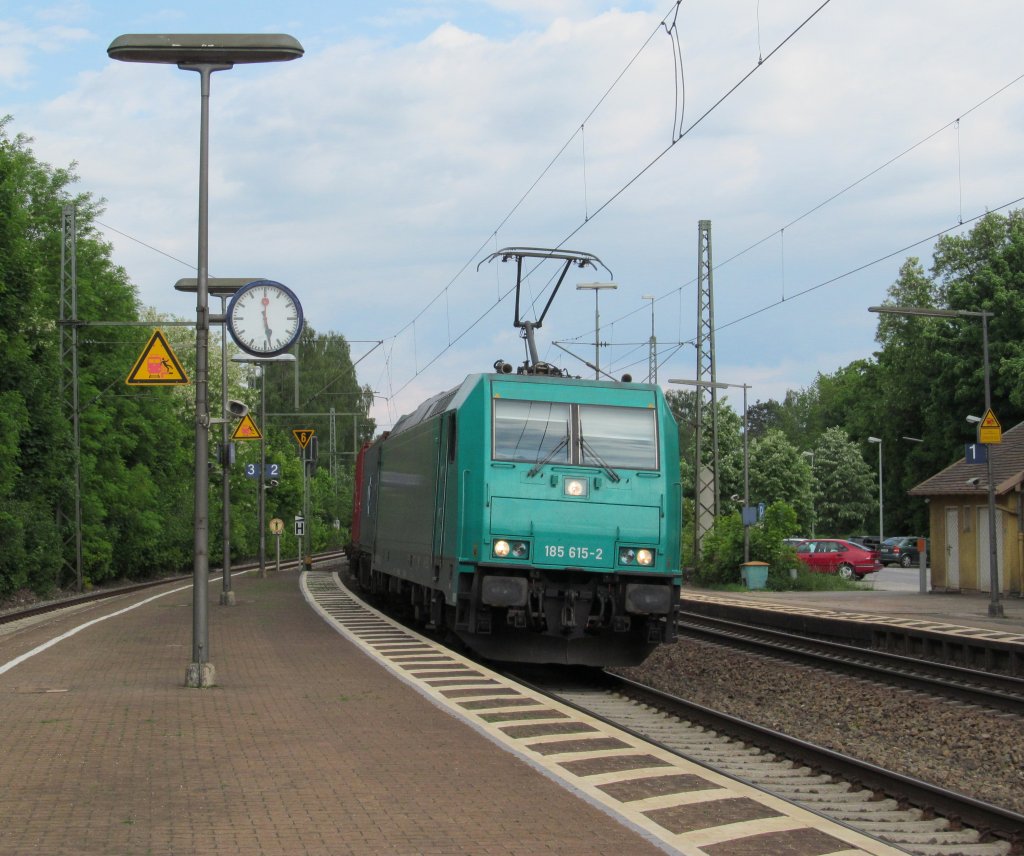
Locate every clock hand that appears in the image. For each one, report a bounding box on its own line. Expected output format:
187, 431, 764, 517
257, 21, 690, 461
261, 296, 273, 345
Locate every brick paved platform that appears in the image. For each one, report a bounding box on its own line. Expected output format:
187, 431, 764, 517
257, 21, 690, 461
0, 570, 668, 856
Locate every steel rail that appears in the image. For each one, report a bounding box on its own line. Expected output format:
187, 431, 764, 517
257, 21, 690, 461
504, 664, 1024, 851
677, 610, 1024, 714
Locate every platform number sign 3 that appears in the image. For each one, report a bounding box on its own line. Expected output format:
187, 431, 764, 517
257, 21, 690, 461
244, 463, 281, 478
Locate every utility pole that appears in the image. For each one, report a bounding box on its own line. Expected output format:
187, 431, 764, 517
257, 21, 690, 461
693, 220, 719, 571
642, 294, 657, 384
58, 205, 84, 593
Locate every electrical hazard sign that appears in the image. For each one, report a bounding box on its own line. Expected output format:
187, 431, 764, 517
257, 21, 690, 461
292, 429, 314, 449
231, 414, 262, 440
979, 408, 1002, 444
126, 329, 189, 386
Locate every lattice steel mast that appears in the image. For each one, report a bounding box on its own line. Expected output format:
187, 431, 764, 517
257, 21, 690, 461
693, 220, 719, 570
58, 205, 84, 592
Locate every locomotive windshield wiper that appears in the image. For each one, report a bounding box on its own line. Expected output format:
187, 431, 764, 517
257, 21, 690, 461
526, 435, 570, 478
579, 435, 621, 483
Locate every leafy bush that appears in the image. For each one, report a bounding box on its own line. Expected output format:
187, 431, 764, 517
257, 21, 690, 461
693, 501, 800, 587
691, 501, 863, 591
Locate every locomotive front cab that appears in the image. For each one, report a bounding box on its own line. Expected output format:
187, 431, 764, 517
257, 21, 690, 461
456, 376, 682, 666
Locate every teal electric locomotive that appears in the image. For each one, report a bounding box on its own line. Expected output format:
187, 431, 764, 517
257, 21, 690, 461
349, 249, 682, 665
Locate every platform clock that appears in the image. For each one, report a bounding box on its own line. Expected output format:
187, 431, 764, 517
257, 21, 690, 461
226, 280, 303, 357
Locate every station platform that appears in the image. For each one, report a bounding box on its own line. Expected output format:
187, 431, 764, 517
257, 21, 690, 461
0, 565, 902, 856
681, 586, 1024, 672
683, 587, 1024, 636
0, 567, 668, 856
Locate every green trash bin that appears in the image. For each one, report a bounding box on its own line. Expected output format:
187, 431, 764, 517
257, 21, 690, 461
740, 561, 769, 590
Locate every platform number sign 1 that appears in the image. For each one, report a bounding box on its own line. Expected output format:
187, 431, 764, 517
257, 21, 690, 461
966, 443, 989, 464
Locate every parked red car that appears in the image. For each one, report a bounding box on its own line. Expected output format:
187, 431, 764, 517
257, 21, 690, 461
794, 538, 883, 580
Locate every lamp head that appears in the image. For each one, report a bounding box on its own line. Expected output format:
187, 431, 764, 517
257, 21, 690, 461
226, 399, 249, 418
108, 34, 304, 65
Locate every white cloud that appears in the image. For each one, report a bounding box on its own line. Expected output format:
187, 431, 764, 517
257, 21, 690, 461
8, 1, 1024, 429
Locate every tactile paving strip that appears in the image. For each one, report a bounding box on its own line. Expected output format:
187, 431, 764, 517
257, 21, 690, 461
302, 572, 903, 856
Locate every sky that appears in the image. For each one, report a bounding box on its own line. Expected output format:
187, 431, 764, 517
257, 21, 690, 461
4, 1, 1024, 430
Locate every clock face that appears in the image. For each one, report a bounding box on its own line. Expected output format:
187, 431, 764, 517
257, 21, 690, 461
227, 280, 303, 357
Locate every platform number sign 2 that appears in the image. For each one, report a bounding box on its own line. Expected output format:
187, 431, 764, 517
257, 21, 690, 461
244, 463, 281, 478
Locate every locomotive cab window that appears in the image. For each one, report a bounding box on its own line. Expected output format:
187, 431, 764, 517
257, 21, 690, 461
493, 400, 570, 463
578, 404, 657, 470
493, 399, 658, 470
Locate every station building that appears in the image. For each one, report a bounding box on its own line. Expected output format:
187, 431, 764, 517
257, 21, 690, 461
910, 421, 1024, 595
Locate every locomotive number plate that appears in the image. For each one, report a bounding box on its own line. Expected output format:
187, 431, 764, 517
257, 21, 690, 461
542, 545, 603, 561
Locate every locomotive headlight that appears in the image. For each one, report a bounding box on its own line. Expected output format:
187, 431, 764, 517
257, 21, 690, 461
493, 540, 529, 559
619, 547, 655, 566
564, 477, 588, 497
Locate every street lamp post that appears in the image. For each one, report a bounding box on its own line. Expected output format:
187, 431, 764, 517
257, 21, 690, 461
109, 34, 304, 687
801, 450, 815, 538
233, 354, 297, 577
641, 294, 657, 384
869, 304, 1002, 617
576, 282, 618, 379
868, 437, 883, 546
175, 277, 267, 606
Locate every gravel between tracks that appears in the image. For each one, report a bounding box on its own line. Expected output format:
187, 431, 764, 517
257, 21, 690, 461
616, 637, 1024, 815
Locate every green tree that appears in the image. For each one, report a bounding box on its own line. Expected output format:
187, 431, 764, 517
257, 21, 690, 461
665, 388, 743, 511
0, 118, 201, 595
864, 212, 1024, 533
811, 427, 876, 536
748, 429, 813, 532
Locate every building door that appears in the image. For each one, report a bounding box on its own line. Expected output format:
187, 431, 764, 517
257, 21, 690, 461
976, 506, 1005, 593
944, 507, 960, 589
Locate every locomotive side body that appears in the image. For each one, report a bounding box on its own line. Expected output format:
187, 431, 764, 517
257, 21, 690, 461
352, 372, 682, 666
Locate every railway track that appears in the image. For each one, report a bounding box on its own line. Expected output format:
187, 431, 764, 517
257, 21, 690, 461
510, 666, 1024, 856
338, 571, 1024, 851
677, 610, 1024, 715
0, 550, 347, 627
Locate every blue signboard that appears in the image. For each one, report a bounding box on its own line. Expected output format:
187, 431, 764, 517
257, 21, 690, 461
244, 462, 281, 478
965, 443, 988, 464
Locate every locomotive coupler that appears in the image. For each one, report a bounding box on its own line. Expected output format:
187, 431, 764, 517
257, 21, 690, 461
561, 590, 578, 630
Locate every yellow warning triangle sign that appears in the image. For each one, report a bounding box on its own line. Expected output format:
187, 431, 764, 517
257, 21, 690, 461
232, 414, 263, 440
292, 429, 314, 449
981, 409, 1001, 429
126, 329, 189, 386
